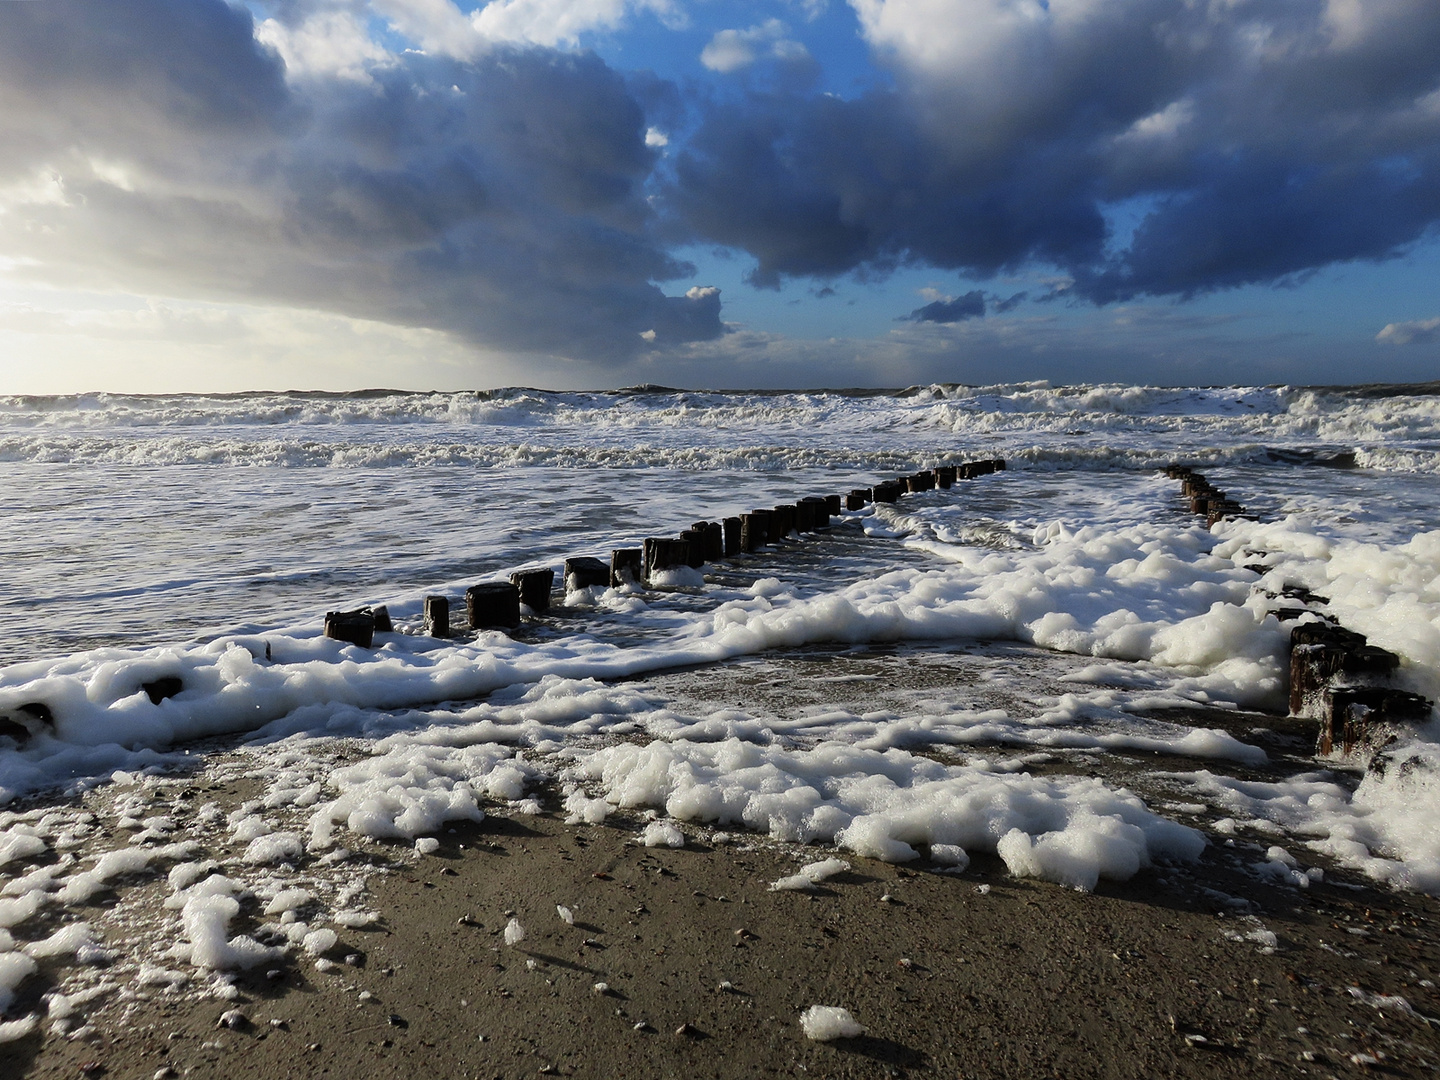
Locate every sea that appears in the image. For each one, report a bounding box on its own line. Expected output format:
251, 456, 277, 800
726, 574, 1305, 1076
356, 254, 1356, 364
1, 381, 1439, 1032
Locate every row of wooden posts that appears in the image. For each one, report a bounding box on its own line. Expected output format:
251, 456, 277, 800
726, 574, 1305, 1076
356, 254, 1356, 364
1164, 463, 1433, 756
1161, 464, 1247, 525
323, 459, 1007, 648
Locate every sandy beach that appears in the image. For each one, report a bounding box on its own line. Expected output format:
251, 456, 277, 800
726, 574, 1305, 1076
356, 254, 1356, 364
8, 644, 1440, 1080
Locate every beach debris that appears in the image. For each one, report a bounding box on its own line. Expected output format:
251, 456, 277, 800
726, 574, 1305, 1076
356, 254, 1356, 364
799, 1005, 865, 1041
217, 1009, 248, 1030
675, 1023, 699, 1037
556, 904, 574, 925
717, 981, 736, 993
414, 837, 439, 856
503, 918, 526, 946
769, 858, 850, 892
592, 982, 609, 994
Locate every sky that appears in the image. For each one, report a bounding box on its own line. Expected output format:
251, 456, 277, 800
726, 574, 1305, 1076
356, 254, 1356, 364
0, 0, 1437, 392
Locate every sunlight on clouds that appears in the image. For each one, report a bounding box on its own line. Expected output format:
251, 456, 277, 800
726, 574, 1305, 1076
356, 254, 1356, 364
372, 0, 676, 53
701, 20, 808, 72
0, 290, 542, 393
256, 11, 394, 82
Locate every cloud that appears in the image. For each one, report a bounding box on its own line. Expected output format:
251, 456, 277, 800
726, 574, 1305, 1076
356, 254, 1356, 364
0, 0, 722, 364
370, 0, 678, 54
1377, 317, 1440, 345
670, 0, 1440, 304
907, 289, 985, 323
701, 20, 809, 73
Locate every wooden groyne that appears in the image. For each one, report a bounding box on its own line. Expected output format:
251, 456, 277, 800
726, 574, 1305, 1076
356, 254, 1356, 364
1163, 463, 1434, 757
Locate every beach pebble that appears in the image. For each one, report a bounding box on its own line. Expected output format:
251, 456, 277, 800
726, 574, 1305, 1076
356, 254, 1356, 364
503, 918, 526, 946
217, 1010, 247, 1030
556, 905, 574, 925
799, 1005, 865, 1041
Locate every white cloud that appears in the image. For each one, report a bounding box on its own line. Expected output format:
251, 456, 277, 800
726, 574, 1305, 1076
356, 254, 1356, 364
1377, 317, 1440, 345
645, 127, 669, 148
255, 11, 394, 82
701, 20, 807, 73
373, 0, 676, 53
1116, 99, 1194, 144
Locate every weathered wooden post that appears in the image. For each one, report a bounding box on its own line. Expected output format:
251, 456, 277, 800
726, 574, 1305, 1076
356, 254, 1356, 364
801, 496, 830, 528
324, 609, 375, 647
510, 568, 554, 612
741, 511, 771, 552
702, 522, 724, 560
644, 537, 693, 578
771, 504, 797, 539
824, 494, 842, 515
722, 517, 742, 556
1289, 622, 1367, 717
564, 557, 610, 591
467, 582, 521, 630
846, 489, 869, 510
423, 595, 450, 638
610, 548, 643, 587
678, 530, 706, 568
936, 467, 955, 488
1321, 688, 1434, 755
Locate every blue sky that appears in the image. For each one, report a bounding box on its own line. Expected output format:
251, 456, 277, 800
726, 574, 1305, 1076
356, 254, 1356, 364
0, 0, 1436, 392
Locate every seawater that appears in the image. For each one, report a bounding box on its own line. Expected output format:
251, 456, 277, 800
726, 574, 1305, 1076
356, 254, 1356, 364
2, 381, 1440, 918
3, 383, 1436, 666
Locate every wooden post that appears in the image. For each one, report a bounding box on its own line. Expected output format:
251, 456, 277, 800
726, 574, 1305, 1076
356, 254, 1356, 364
846, 490, 868, 511
423, 595, 449, 638
771, 504, 797, 539
564, 556, 610, 591
370, 605, 393, 633
723, 517, 742, 556
611, 548, 643, 587
466, 582, 521, 630
702, 522, 724, 560
510, 568, 554, 612
824, 494, 842, 515
741, 511, 771, 552
800, 496, 830, 528
324, 609, 375, 648
1321, 687, 1433, 755
936, 467, 955, 488
678, 530, 706, 568
644, 537, 692, 578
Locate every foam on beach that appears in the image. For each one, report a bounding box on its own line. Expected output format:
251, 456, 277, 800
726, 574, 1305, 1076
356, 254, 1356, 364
3, 382, 1440, 1044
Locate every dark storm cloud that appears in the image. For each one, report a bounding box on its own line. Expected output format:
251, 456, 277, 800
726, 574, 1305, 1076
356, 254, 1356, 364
907, 290, 986, 323
0, 0, 722, 361
667, 0, 1440, 305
